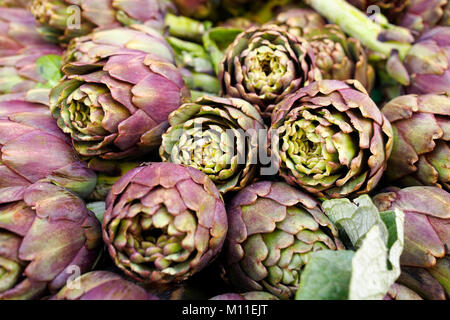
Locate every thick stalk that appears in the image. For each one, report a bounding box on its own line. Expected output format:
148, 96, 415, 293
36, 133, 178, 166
305, 0, 412, 59
165, 13, 212, 43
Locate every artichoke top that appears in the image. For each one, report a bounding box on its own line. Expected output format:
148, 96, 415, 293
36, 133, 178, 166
270, 80, 393, 199
219, 24, 322, 116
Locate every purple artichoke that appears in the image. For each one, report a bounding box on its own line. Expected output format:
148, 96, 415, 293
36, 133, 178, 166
51, 271, 158, 300
400, 0, 450, 35
384, 283, 423, 300
219, 25, 322, 116
31, 0, 174, 44
381, 94, 449, 191
103, 162, 228, 285
50, 50, 190, 167
269, 80, 393, 199
224, 181, 343, 299
0, 93, 97, 200
172, 0, 220, 20
271, 8, 326, 39
0, 181, 102, 300
374, 186, 449, 300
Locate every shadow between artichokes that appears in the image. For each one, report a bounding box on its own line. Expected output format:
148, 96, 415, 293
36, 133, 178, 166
103, 162, 228, 285
160, 95, 266, 194
223, 181, 344, 299
269, 80, 393, 199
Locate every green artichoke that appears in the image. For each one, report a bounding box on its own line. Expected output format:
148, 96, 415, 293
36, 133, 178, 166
51, 271, 158, 300
0, 92, 97, 200
219, 25, 321, 116
269, 80, 393, 199
224, 181, 343, 299
381, 94, 449, 191
271, 8, 326, 39
31, 0, 174, 44
62, 24, 175, 65
160, 96, 266, 194
103, 162, 228, 285
374, 186, 450, 300
50, 50, 190, 168
0, 181, 102, 300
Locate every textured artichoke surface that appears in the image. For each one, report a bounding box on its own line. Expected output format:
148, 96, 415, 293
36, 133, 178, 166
50, 49, 190, 165
0, 94, 97, 200
374, 186, 450, 300
271, 8, 326, 39
224, 181, 343, 299
219, 25, 322, 116
103, 163, 228, 285
270, 80, 393, 199
0, 182, 102, 300
382, 94, 449, 191
52, 271, 158, 300
160, 96, 266, 194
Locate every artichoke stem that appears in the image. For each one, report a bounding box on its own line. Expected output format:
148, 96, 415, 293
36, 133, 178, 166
305, 0, 411, 59
165, 13, 212, 43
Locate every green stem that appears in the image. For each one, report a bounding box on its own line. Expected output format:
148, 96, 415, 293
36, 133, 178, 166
164, 13, 212, 43
305, 0, 412, 59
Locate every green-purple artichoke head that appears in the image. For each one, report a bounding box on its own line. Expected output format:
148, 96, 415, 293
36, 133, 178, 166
271, 8, 326, 39
172, 0, 220, 20
31, 0, 174, 44
51, 271, 158, 300
103, 162, 228, 285
0, 181, 102, 300
219, 25, 322, 116
160, 96, 266, 194
374, 186, 449, 300
50, 50, 190, 165
0, 94, 97, 200
381, 94, 449, 191
62, 24, 174, 65
224, 181, 343, 299
269, 80, 393, 199
403, 26, 450, 94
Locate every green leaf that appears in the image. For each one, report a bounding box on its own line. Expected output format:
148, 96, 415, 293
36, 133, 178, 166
87, 202, 106, 224
296, 250, 354, 300
36, 54, 63, 89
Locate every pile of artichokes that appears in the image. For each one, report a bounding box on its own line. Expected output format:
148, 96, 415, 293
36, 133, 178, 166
0, 0, 448, 301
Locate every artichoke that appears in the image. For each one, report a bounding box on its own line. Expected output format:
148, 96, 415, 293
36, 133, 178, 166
269, 80, 393, 199
374, 186, 450, 300
0, 0, 30, 7
30, 0, 174, 44
50, 50, 190, 167
223, 181, 343, 299
103, 162, 228, 285
346, 0, 411, 22
218, 25, 321, 116
400, 0, 450, 35
381, 94, 449, 191
271, 8, 326, 39
0, 8, 60, 57
384, 283, 423, 300
0, 93, 97, 200
211, 292, 279, 300
62, 24, 175, 65
51, 271, 158, 300
0, 181, 102, 300
160, 96, 266, 194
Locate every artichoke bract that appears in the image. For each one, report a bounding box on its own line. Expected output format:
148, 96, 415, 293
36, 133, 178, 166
160, 96, 266, 194
384, 283, 423, 300
62, 24, 175, 65
50, 50, 190, 167
0, 181, 102, 300
224, 181, 343, 299
31, 0, 174, 44
103, 162, 228, 285
271, 8, 326, 39
382, 94, 449, 191
400, 0, 450, 35
0, 94, 97, 200
374, 186, 450, 300
269, 80, 393, 199
52, 271, 158, 300
0, 8, 61, 57
219, 25, 321, 116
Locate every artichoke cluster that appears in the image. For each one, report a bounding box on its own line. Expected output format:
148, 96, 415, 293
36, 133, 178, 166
0, 0, 448, 302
